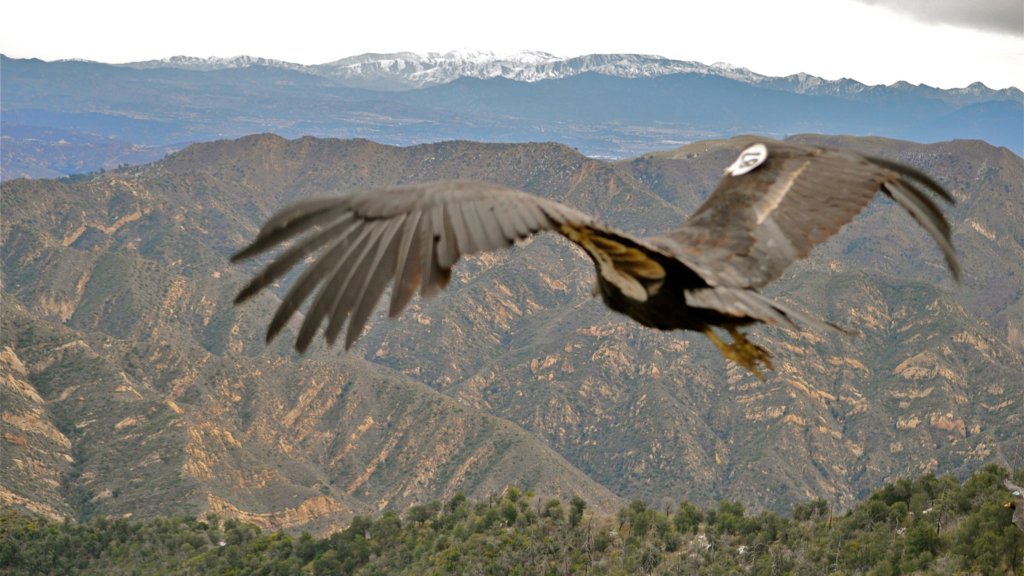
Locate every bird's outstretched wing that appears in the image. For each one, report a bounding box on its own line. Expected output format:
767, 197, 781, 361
651, 140, 960, 289
232, 180, 658, 351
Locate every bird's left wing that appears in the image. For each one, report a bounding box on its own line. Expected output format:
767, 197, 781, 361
651, 141, 959, 289
232, 180, 599, 351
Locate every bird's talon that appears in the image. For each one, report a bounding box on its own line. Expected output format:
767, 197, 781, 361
705, 327, 773, 379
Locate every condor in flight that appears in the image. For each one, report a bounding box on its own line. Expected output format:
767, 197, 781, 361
233, 140, 959, 377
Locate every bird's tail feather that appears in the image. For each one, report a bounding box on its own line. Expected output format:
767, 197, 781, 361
685, 287, 848, 334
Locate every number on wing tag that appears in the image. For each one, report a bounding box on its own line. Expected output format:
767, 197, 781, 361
725, 143, 768, 176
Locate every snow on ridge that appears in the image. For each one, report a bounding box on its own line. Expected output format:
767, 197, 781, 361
427, 49, 562, 65
111, 51, 1021, 101
122, 54, 304, 71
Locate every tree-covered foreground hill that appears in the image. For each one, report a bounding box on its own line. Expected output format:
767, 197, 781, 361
2, 465, 1021, 575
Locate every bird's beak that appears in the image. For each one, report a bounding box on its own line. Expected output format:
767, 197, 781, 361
1005, 501, 1015, 509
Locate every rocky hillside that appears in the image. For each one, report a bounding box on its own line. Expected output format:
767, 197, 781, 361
2, 134, 1021, 533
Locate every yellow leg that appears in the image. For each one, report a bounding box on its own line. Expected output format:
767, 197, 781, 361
703, 326, 773, 379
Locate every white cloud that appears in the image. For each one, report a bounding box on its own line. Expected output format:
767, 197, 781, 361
855, 0, 1023, 35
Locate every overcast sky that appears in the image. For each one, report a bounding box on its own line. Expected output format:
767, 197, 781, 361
4, 0, 1022, 89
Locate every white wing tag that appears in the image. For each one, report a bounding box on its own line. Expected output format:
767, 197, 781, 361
725, 143, 768, 176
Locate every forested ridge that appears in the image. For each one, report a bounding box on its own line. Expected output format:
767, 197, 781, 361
2, 465, 1020, 575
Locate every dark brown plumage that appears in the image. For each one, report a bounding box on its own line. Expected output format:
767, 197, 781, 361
232, 139, 959, 376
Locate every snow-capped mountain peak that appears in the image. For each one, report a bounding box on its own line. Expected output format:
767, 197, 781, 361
118, 51, 1021, 102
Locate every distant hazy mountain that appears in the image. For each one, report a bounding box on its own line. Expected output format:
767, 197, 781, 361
118, 50, 792, 90
1, 53, 1021, 181
2, 134, 1021, 533
123, 54, 309, 73
123, 51, 1022, 105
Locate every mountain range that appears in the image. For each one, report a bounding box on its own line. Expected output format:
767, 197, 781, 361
2, 52, 1021, 180
123, 50, 1022, 101
2, 133, 1021, 533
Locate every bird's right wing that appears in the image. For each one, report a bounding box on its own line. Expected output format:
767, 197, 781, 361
232, 179, 651, 352
651, 141, 959, 289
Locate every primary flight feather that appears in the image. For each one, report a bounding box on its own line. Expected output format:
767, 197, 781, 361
233, 139, 959, 377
